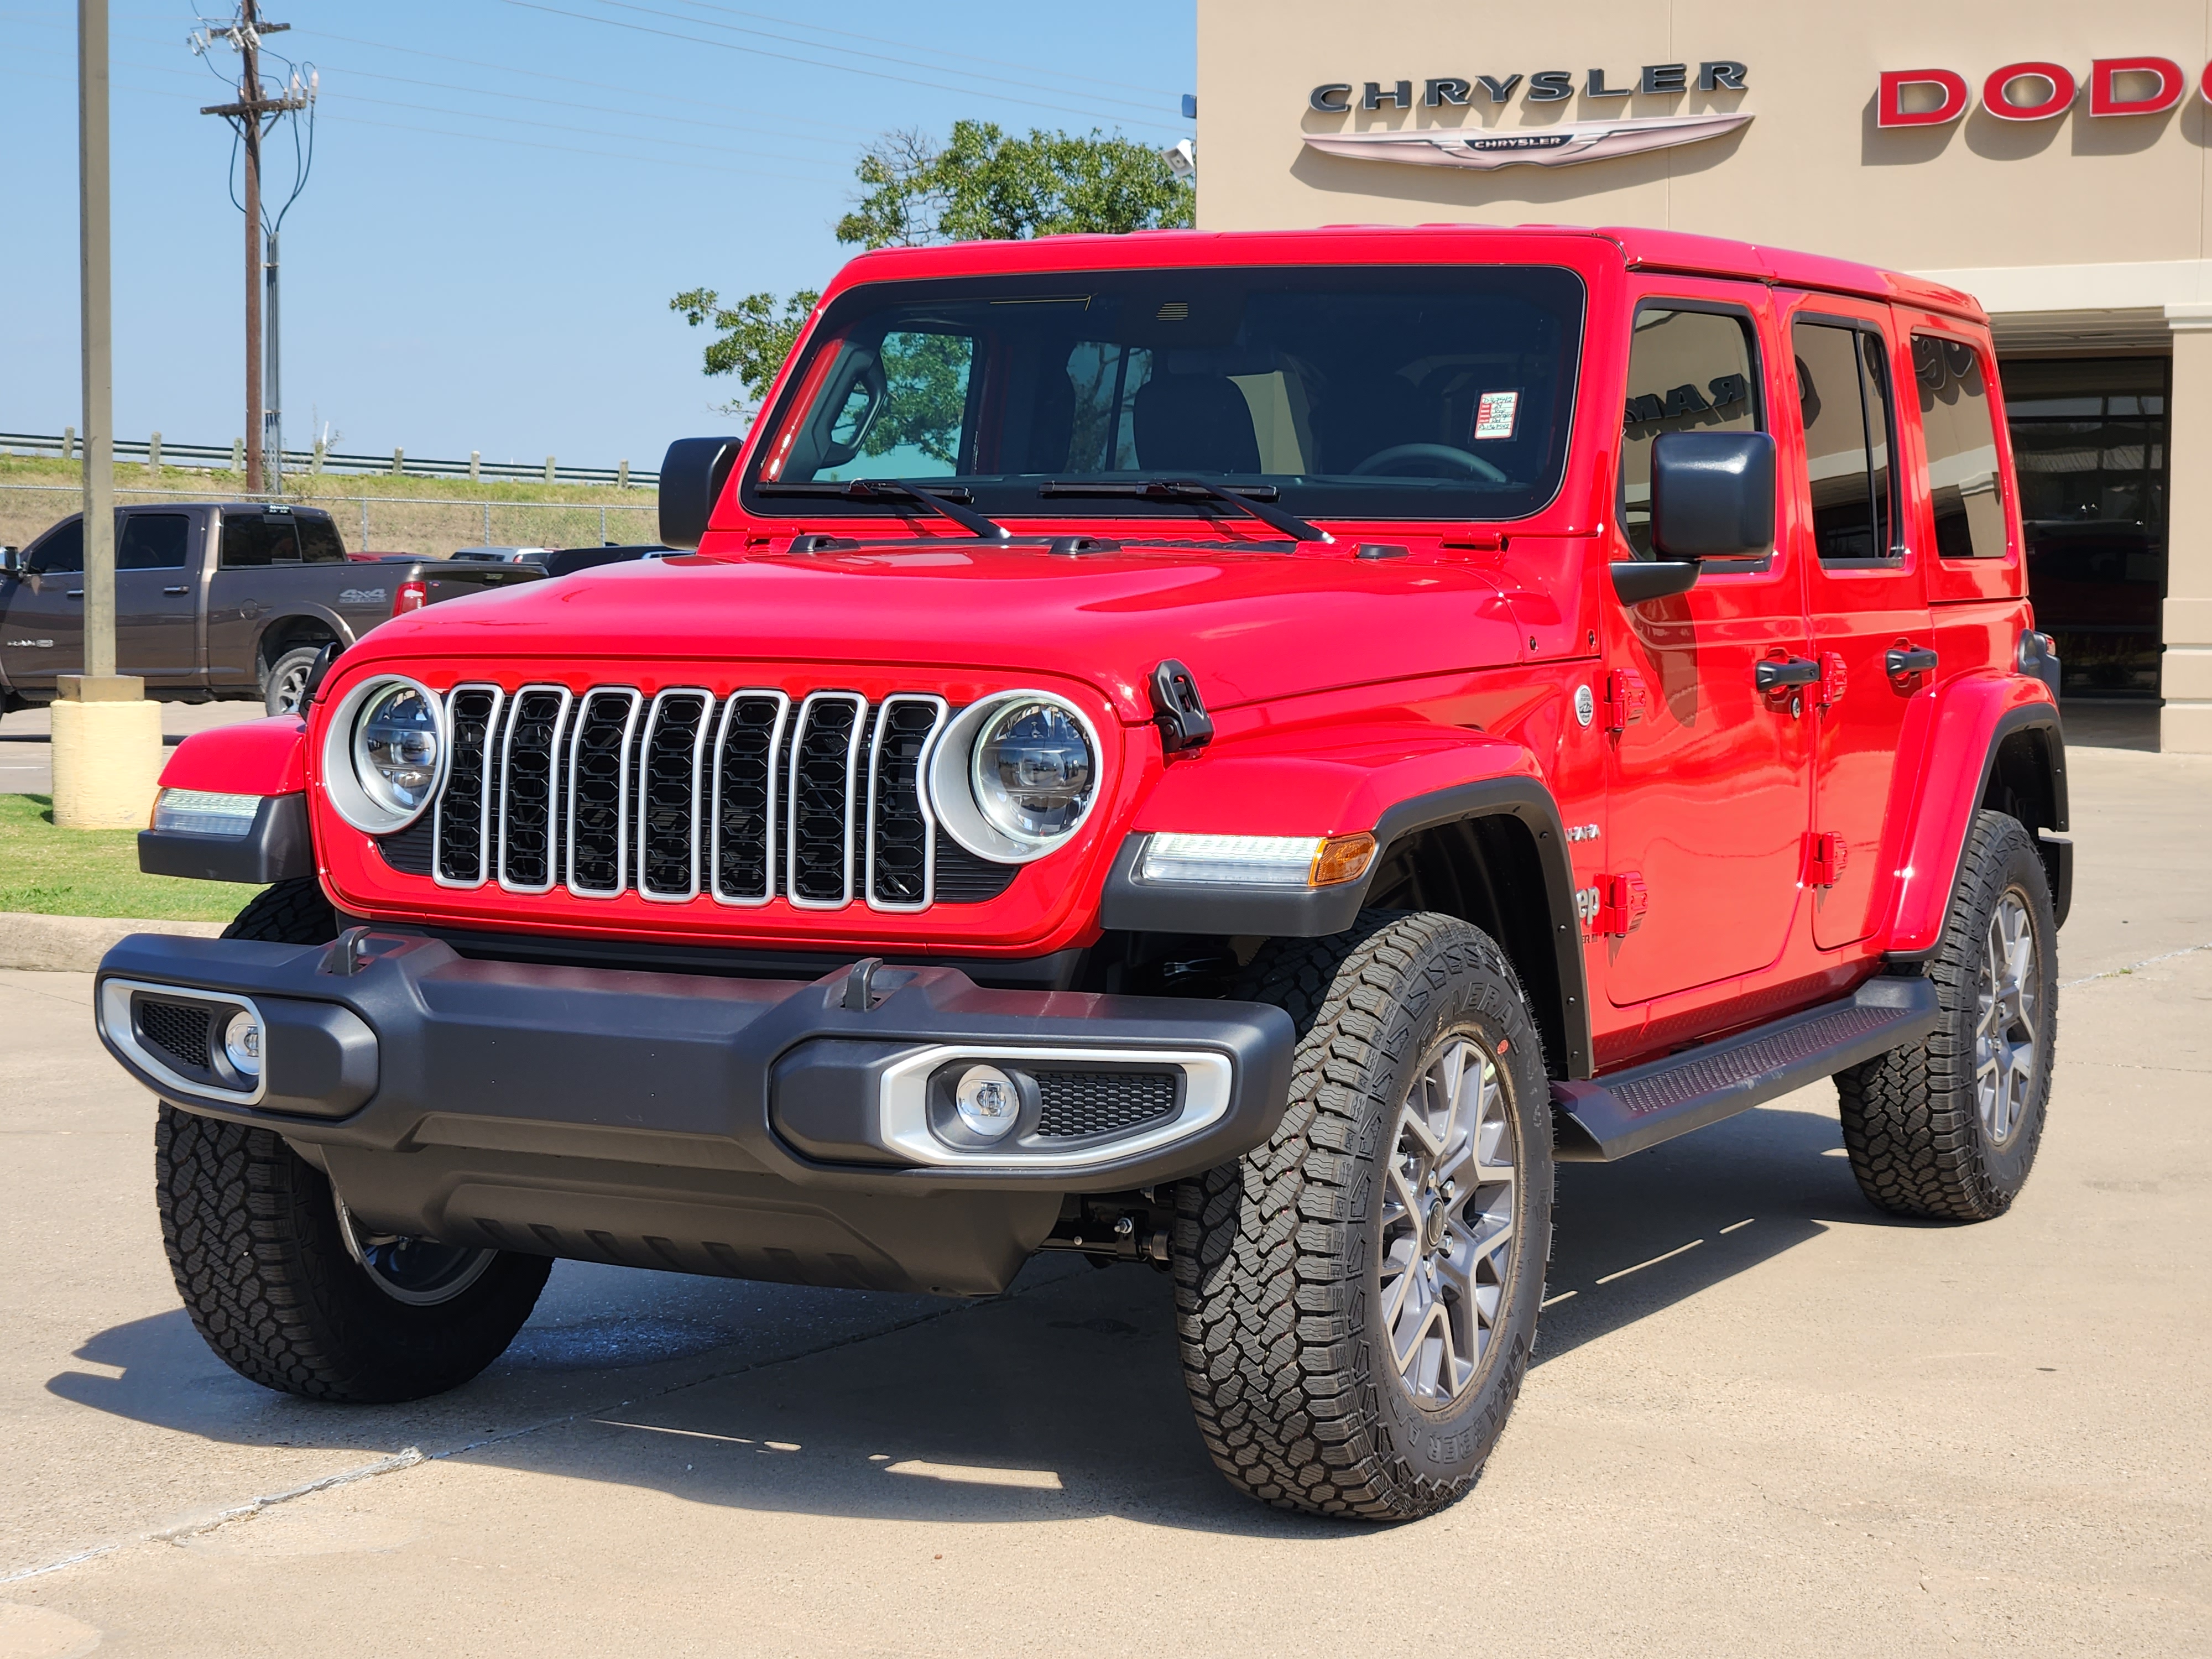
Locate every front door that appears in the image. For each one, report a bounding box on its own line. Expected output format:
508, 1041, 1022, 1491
0, 516, 87, 693
1779, 299, 1931, 951
1601, 284, 1813, 1008
116, 510, 202, 688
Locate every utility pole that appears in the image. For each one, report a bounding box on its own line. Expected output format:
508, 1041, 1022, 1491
198, 1, 305, 496
55, 0, 164, 829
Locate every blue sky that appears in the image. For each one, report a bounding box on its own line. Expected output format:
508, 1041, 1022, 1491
1, 1, 1194, 467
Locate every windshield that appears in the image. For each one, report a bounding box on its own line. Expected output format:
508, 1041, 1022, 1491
745, 265, 1585, 525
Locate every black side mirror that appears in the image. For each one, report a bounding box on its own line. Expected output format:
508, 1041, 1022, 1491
1651, 429, 1775, 557
657, 436, 744, 551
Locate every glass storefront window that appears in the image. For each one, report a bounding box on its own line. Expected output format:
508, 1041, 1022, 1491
2001, 357, 2168, 700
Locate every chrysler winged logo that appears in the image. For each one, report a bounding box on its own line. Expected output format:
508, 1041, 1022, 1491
1304, 112, 1752, 171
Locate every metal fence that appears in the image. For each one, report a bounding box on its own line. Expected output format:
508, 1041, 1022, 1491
0, 482, 659, 562
0, 431, 660, 489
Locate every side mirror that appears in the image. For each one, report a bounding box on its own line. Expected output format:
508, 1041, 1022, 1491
0, 547, 20, 577
656, 435, 744, 551
1651, 429, 1775, 558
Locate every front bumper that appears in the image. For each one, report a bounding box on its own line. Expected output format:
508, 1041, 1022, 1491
95, 931, 1293, 1296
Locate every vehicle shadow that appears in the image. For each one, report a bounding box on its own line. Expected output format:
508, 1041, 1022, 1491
47, 1098, 1900, 1535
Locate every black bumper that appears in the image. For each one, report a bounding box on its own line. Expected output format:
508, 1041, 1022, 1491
94, 931, 1294, 1296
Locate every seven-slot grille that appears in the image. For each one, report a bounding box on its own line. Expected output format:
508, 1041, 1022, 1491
397, 684, 1015, 911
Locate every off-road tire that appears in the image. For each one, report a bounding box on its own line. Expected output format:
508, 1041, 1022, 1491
262, 644, 325, 717
152, 880, 551, 1403
1172, 910, 1553, 1520
1835, 810, 2058, 1221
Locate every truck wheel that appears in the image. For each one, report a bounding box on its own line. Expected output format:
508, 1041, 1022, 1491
151, 879, 551, 1402
1172, 911, 1553, 1520
1835, 810, 2058, 1222
263, 645, 325, 716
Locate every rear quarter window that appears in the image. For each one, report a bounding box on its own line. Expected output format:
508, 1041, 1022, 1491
1913, 335, 2007, 559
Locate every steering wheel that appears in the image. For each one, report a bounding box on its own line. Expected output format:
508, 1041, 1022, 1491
1349, 443, 1509, 483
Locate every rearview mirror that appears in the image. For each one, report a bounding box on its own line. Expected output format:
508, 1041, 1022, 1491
656, 435, 744, 551
1650, 429, 1775, 558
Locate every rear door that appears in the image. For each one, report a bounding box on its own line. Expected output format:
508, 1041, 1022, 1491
0, 516, 86, 692
206, 508, 302, 688
114, 509, 202, 688
1778, 296, 1931, 951
1600, 281, 1813, 1007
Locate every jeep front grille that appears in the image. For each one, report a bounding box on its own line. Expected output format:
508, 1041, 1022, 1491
382, 684, 1016, 911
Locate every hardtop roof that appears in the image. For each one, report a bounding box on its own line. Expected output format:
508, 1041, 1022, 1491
828, 222, 1987, 326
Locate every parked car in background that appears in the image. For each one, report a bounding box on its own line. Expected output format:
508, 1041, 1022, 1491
0, 503, 544, 714
447, 546, 556, 566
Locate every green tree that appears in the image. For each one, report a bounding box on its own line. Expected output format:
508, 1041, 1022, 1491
673, 123, 1194, 415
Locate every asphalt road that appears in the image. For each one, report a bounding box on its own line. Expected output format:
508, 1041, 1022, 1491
1, 738, 2205, 1657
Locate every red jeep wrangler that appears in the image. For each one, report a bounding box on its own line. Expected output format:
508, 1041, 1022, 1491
98, 225, 2067, 1521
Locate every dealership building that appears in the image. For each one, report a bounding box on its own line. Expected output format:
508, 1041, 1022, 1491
1193, 3, 2211, 750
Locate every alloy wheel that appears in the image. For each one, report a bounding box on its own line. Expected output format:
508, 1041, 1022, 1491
1975, 888, 2040, 1147
1378, 1031, 1518, 1408
336, 1199, 498, 1307
272, 662, 310, 714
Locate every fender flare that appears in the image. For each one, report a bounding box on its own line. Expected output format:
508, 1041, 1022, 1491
252, 604, 356, 671
1098, 736, 1592, 1078
1884, 683, 2067, 960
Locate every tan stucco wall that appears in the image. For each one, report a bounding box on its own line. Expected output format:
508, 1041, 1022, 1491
1194, 0, 2212, 278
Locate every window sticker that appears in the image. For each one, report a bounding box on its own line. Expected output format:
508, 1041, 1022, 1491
1474, 389, 1520, 440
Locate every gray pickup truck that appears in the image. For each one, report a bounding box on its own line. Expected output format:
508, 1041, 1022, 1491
0, 502, 542, 714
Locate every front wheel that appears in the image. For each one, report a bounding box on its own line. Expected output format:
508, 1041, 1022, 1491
1173, 911, 1553, 1521
150, 878, 552, 1402
262, 644, 325, 717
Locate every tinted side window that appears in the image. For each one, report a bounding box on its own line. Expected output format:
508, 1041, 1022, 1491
117, 514, 190, 571
297, 518, 348, 564
1913, 335, 2006, 559
220, 514, 302, 567
1619, 306, 1761, 558
27, 518, 84, 574
1794, 320, 1898, 562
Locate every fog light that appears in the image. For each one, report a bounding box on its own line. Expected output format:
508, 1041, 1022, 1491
954, 1065, 1020, 1140
223, 1010, 263, 1077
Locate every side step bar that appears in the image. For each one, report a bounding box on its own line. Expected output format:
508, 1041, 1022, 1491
1551, 975, 1940, 1162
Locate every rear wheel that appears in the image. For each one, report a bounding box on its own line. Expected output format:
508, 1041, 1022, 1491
1835, 811, 2058, 1220
1173, 911, 1552, 1520
262, 644, 326, 717
153, 879, 550, 1402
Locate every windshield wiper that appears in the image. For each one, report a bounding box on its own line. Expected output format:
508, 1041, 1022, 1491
1037, 479, 1330, 543
755, 478, 1008, 541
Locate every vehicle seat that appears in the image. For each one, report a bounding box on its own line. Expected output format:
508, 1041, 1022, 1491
1132, 373, 1262, 474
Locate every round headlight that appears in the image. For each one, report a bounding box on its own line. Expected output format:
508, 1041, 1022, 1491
971, 700, 1095, 844
353, 682, 443, 816
320, 674, 449, 834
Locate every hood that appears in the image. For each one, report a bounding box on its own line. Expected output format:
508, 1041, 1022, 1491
348, 541, 1527, 720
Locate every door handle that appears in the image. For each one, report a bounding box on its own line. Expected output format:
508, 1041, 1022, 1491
1754, 656, 1820, 692
66, 589, 84, 599
1886, 645, 1938, 677
163, 585, 189, 595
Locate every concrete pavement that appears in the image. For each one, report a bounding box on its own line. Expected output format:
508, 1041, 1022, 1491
0, 739, 2205, 1656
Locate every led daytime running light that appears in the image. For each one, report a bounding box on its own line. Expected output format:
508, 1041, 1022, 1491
1140, 831, 1377, 889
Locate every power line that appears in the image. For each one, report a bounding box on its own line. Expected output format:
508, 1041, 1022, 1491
654, 0, 1183, 100
584, 0, 1177, 117
320, 89, 848, 172
498, 0, 1186, 132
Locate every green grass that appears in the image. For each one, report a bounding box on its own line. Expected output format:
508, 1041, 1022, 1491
0, 795, 253, 923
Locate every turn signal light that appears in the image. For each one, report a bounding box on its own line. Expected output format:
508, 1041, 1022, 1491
393, 578, 427, 617
1311, 832, 1378, 887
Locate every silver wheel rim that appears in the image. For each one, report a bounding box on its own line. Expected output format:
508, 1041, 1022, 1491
272, 661, 310, 714
1379, 1032, 1517, 1410
336, 1199, 498, 1307
1975, 889, 2040, 1148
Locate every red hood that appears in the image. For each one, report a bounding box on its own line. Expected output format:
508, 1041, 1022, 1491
341, 541, 1528, 721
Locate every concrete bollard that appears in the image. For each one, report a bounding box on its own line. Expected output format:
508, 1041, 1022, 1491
231, 437, 244, 473
469, 451, 481, 481
147, 431, 161, 476
63, 426, 76, 461
617, 459, 629, 488
50, 675, 164, 829
312, 440, 326, 476
544, 455, 556, 484
391, 447, 404, 477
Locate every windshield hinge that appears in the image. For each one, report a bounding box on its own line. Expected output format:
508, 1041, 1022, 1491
1149, 659, 1214, 755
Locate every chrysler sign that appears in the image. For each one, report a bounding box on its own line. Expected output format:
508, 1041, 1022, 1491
1306, 62, 1751, 171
